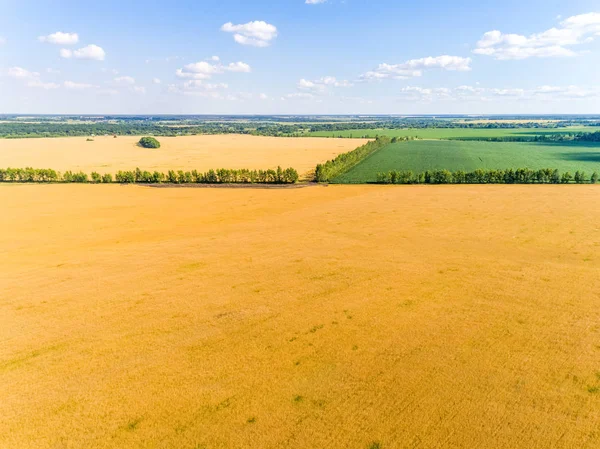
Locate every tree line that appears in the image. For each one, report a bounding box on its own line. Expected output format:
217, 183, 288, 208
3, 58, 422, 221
314, 137, 391, 182
376, 168, 599, 185
0, 167, 299, 184
3, 119, 600, 139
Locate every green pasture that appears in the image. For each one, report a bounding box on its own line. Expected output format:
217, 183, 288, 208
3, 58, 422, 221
332, 140, 600, 183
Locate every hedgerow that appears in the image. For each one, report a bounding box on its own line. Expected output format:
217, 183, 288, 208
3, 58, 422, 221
0, 167, 299, 184
314, 136, 392, 182
376, 168, 599, 184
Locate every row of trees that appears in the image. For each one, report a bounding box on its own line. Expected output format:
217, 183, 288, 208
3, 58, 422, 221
0, 167, 299, 184
0, 123, 254, 139
314, 137, 391, 182
4, 118, 599, 139
376, 168, 600, 184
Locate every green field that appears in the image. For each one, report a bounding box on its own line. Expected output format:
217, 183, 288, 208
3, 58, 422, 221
333, 140, 600, 183
308, 127, 592, 140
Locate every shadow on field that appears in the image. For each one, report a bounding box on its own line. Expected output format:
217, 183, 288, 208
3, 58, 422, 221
557, 152, 600, 162
510, 130, 598, 136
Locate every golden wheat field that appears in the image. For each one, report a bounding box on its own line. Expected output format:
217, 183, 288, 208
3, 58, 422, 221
0, 135, 368, 176
1, 184, 600, 449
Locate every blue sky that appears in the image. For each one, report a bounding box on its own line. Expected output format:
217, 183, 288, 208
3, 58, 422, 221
1, 0, 599, 114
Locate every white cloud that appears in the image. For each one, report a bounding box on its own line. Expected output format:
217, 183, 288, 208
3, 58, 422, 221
6, 67, 60, 90
490, 88, 526, 97
398, 86, 454, 102
182, 80, 228, 91
153, 78, 162, 84
114, 76, 135, 85
177, 61, 221, 79
99, 88, 119, 96
361, 55, 472, 81
168, 78, 229, 98
60, 44, 106, 61
0, 36, 6, 45
176, 59, 252, 79
46, 68, 61, 74
221, 21, 278, 47
64, 81, 95, 90
306, 0, 327, 3
132, 86, 146, 94
320, 76, 352, 87
474, 12, 600, 60
259, 93, 269, 100
38, 32, 79, 45
395, 84, 600, 103
298, 79, 320, 90
5, 67, 60, 89
210, 56, 220, 61
27, 80, 60, 89
285, 92, 315, 99
7, 67, 40, 79
533, 85, 599, 98
226, 62, 252, 72
175, 69, 209, 80
298, 76, 353, 94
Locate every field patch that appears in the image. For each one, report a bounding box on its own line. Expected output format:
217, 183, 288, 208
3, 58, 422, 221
1, 184, 599, 448
0, 135, 368, 177
334, 140, 600, 183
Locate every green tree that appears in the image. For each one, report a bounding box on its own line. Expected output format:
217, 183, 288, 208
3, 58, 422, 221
561, 172, 573, 184
138, 136, 161, 148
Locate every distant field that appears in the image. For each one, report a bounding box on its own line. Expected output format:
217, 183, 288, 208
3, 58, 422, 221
333, 140, 600, 183
0, 135, 368, 176
2, 184, 599, 449
308, 127, 592, 140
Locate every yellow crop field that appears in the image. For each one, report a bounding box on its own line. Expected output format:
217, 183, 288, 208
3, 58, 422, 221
1, 184, 599, 449
0, 135, 368, 176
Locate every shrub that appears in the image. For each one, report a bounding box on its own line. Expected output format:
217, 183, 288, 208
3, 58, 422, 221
102, 173, 113, 183
561, 172, 573, 184
151, 171, 164, 183
138, 136, 161, 149
91, 172, 102, 183
115, 171, 135, 183
574, 171, 586, 184
167, 170, 178, 183
452, 170, 466, 184
591, 172, 599, 184
431, 169, 453, 184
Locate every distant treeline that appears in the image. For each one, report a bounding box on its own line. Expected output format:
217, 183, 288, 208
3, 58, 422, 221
0, 167, 299, 184
282, 120, 600, 135
0, 123, 253, 138
376, 168, 599, 185
314, 136, 393, 182
3, 120, 600, 139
